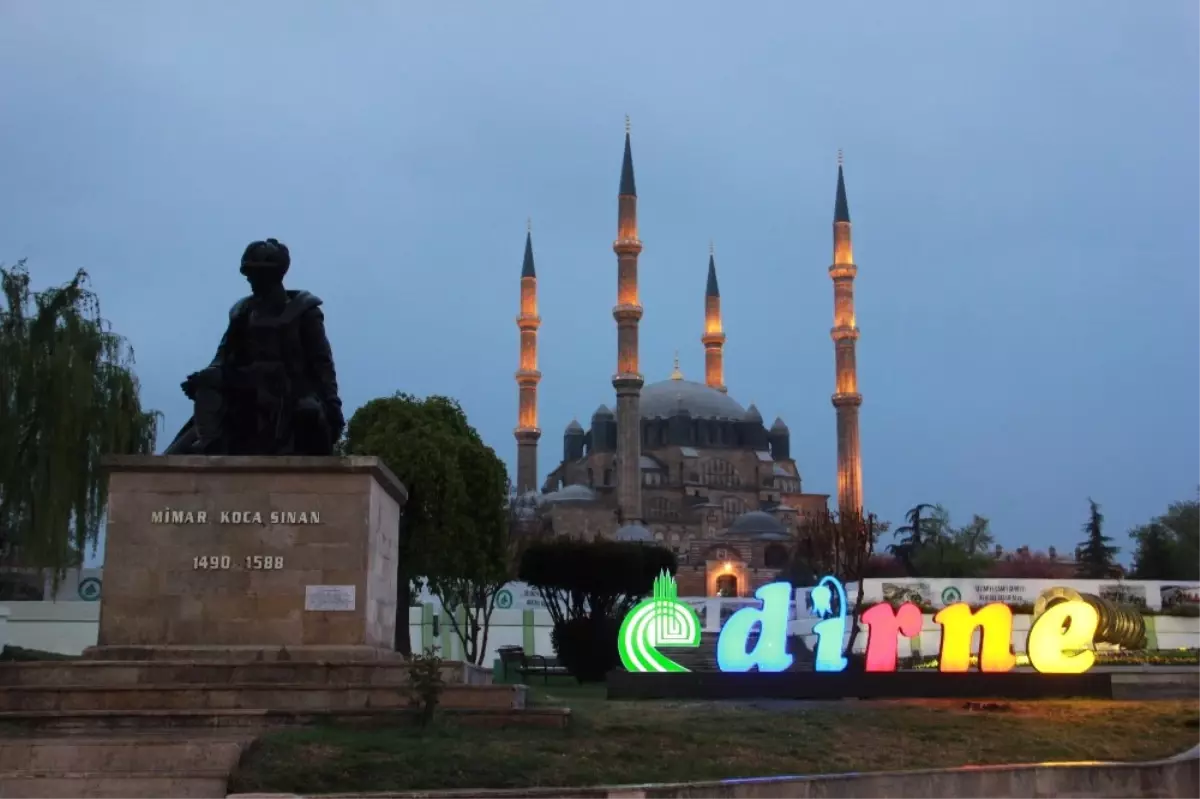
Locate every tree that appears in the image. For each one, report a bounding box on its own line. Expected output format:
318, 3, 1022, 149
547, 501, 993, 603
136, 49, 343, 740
1076, 498, 1119, 579
342, 393, 509, 659
0, 261, 158, 583
987, 551, 1076, 579
518, 538, 675, 681
887, 503, 935, 575
789, 509, 885, 662
1129, 493, 1199, 580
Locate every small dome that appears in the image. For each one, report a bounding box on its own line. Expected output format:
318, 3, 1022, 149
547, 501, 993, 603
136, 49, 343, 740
542, 484, 597, 503
726, 510, 788, 540
743, 404, 763, 424
565, 419, 584, 434
770, 416, 789, 432
614, 523, 654, 542
592, 404, 614, 419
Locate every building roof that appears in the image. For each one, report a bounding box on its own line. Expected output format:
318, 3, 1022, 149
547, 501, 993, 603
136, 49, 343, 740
615, 523, 653, 542
639, 378, 747, 421
542, 484, 597, 503
620, 130, 637, 197
565, 419, 584, 434
834, 164, 851, 223
592, 404, 614, 419
706, 252, 720, 298
521, 229, 536, 278
725, 510, 790, 541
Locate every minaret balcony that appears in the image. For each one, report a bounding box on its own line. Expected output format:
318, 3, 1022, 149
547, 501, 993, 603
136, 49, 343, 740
701, 331, 726, 346
613, 238, 643, 256
612, 304, 644, 322
612, 373, 645, 392
514, 426, 543, 439
516, 313, 541, 330
830, 326, 860, 342
831, 392, 863, 408
829, 263, 858, 280
515, 369, 542, 384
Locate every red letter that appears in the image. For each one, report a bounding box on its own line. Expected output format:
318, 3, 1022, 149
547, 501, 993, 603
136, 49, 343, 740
862, 602, 923, 672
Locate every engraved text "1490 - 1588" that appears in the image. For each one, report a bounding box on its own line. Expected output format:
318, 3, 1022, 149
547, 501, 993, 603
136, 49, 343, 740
193, 555, 284, 571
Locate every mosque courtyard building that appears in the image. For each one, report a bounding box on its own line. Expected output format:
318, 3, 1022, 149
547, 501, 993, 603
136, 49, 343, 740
512, 123, 865, 598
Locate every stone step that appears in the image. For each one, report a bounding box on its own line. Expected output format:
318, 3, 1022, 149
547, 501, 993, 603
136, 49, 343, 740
0, 682, 524, 713
0, 706, 571, 734
0, 735, 247, 773
0, 659, 485, 687
0, 770, 229, 798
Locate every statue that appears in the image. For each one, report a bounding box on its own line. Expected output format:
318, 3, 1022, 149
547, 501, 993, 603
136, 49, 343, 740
164, 239, 345, 456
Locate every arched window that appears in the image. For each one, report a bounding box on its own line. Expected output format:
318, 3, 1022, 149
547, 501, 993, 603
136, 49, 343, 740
763, 543, 789, 569
715, 574, 738, 597
702, 458, 742, 488
721, 496, 746, 524
647, 497, 680, 520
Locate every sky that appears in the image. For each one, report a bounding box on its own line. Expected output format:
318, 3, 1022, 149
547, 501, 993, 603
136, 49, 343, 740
1, 1, 1196, 567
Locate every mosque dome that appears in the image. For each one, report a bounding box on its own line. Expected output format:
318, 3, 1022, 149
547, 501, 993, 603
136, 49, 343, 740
565, 419, 584, 434
592, 405, 614, 419
725, 510, 790, 540
614, 523, 654, 542
638, 379, 747, 421
542, 484, 597, 503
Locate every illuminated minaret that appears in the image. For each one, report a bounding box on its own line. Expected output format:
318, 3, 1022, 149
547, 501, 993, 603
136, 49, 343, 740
829, 151, 863, 513
514, 220, 542, 494
612, 117, 644, 523
701, 242, 726, 393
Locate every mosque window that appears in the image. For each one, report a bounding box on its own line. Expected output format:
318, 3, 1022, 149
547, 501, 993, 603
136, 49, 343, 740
654, 531, 665, 542
702, 458, 742, 488
721, 496, 746, 524
603, 468, 612, 485
647, 497, 680, 520
587, 468, 594, 486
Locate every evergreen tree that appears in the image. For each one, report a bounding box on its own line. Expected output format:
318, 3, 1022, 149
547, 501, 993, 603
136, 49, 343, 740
0, 261, 159, 582
1076, 498, 1119, 578
1130, 522, 1177, 580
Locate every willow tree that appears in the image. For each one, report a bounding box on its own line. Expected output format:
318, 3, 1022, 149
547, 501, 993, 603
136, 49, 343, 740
0, 260, 159, 582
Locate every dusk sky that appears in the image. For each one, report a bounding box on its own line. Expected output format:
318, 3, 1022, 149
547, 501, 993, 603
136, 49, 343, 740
1, 1, 1196, 565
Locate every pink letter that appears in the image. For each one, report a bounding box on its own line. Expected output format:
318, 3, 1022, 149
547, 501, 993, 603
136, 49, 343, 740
862, 602, 923, 672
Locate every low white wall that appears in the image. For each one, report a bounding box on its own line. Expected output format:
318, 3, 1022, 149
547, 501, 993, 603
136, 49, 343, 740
0, 602, 100, 655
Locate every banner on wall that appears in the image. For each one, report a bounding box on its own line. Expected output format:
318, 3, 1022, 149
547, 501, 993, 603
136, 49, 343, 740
860, 578, 1200, 611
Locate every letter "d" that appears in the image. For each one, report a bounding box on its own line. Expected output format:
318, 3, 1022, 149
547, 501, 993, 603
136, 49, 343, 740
716, 582, 794, 673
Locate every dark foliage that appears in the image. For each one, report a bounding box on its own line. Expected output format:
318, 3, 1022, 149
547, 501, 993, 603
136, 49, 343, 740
518, 539, 676, 682
550, 616, 621, 682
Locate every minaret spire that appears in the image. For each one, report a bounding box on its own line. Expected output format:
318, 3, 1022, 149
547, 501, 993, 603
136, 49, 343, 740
829, 155, 863, 513
702, 243, 727, 393
515, 223, 542, 493
613, 119, 645, 525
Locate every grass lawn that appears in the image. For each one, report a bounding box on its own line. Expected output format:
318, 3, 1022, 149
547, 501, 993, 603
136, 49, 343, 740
228, 685, 1200, 794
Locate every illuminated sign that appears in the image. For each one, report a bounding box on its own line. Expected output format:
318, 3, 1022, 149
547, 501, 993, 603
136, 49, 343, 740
618, 571, 701, 673
619, 574, 1101, 675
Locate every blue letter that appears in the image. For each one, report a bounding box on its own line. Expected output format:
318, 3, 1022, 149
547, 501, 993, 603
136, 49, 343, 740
810, 575, 849, 672
812, 617, 848, 672
716, 582, 794, 672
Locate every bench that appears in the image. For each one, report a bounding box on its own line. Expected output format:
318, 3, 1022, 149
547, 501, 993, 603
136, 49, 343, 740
497, 645, 570, 683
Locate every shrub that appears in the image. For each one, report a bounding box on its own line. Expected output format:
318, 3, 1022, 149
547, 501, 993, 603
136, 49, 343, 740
551, 616, 620, 682
519, 538, 676, 682
407, 646, 445, 727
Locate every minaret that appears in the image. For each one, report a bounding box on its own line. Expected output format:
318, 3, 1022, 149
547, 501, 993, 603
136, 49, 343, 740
829, 151, 863, 513
613, 117, 644, 524
514, 220, 542, 494
702, 242, 727, 393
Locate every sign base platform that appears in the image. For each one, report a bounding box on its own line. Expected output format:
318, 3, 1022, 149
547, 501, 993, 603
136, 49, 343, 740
606, 669, 1114, 700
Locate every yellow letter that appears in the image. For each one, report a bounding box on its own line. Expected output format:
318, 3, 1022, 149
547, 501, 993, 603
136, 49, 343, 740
1027, 599, 1098, 674
933, 602, 1017, 673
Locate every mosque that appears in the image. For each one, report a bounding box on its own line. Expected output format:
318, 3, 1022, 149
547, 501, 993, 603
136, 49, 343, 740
511, 122, 865, 598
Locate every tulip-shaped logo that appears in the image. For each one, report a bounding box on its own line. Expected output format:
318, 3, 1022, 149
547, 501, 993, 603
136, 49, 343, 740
618, 570, 701, 672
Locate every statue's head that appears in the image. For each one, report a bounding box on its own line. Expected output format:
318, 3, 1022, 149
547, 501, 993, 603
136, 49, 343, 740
240, 238, 290, 295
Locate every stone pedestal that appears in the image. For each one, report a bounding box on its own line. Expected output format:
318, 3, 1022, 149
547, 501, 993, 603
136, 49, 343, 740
86, 455, 406, 661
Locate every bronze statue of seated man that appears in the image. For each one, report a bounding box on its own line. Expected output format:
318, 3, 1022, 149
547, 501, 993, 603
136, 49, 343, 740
164, 238, 345, 456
